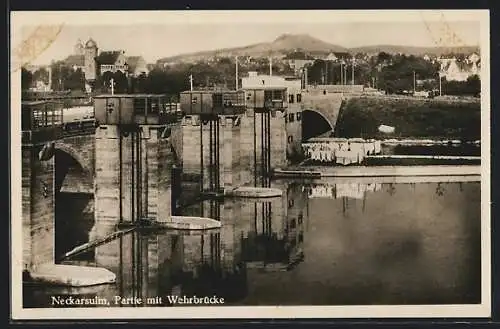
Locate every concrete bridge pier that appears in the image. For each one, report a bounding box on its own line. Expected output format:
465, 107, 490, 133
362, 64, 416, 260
221, 115, 243, 192
181, 115, 243, 195
22, 143, 56, 272
22, 128, 115, 286
239, 109, 287, 187
94, 124, 176, 227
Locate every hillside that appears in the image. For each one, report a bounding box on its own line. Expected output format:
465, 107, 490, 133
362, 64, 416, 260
158, 34, 348, 64
349, 44, 480, 56
334, 96, 480, 140
156, 33, 480, 64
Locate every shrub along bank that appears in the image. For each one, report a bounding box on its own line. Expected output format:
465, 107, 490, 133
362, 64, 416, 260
334, 96, 481, 141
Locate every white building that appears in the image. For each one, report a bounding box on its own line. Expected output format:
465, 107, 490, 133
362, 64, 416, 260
439, 57, 480, 82
241, 72, 288, 89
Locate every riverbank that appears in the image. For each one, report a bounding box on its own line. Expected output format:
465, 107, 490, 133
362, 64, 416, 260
334, 95, 480, 140
276, 164, 481, 178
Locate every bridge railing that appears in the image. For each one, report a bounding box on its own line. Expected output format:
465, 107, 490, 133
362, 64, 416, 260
60, 119, 97, 137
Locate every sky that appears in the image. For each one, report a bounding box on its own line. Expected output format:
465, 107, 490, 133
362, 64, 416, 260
11, 10, 484, 66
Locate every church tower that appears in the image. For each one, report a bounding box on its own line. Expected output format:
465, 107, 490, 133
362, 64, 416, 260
74, 39, 84, 55
84, 38, 98, 82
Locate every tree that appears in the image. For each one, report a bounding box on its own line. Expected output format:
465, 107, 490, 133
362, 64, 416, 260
113, 71, 129, 93
442, 74, 480, 97
130, 72, 148, 93
377, 54, 438, 94
33, 67, 49, 85
99, 71, 115, 93
65, 68, 85, 91
50, 62, 72, 91
21, 68, 33, 90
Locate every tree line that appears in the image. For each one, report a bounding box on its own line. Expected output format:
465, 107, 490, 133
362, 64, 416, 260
22, 52, 480, 97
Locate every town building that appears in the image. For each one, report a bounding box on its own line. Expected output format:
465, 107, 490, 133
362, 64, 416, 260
438, 55, 481, 82
283, 51, 315, 73
61, 38, 148, 81
468, 52, 480, 64
241, 72, 303, 160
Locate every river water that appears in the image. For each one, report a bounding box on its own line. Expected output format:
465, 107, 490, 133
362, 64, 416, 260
24, 179, 481, 307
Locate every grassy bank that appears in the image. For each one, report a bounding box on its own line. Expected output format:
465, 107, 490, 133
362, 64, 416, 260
334, 96, 481, 141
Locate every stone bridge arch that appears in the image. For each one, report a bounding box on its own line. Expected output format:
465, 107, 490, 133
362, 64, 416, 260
300, 93, 345, 140
55, 135, 94, 177
301, 109, 336, 141
54, 136, 95, 261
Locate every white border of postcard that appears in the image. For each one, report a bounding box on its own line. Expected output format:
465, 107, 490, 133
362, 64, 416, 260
10, 9, 491, 320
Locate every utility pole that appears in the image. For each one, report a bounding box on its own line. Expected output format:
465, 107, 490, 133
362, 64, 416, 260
325, 61, 328, 85
110, 78, 115, 95
439, 72, 442, 96
269, 56, 272, 76
340, 61, 343, 85
235, 56, 239, 90
351, 56, 355, 85
344, 64, 347, 85
304, 66, 308, 88
413, 70, 416, 94
189, 74, 193, 91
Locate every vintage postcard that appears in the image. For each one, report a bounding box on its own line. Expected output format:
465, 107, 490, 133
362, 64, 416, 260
10, 10, 491, 320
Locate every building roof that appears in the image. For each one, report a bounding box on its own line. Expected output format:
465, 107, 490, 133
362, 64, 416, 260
85, 38, 97, 48
284, 51, 315, 60
63, 54, 85, 67
442, 60, 479, 74
332, 52, 351, 58
126, 56, 144, 72
94, 94, 166, 98
96, 51, 124, 65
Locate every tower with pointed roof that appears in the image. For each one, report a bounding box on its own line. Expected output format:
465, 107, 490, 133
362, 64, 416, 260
84, 38, 98, 81
74, 39, 84, 56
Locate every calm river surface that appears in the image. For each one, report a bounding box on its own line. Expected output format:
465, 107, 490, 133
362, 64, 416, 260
24, 179, 481, 307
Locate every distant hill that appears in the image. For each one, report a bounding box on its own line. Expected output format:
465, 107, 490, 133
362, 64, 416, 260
156, 34, 480, 64
349, 44, 480, 56
157, 34, 348, 64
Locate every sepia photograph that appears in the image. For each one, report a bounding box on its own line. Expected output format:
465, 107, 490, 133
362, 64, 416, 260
10, 9, 490, 320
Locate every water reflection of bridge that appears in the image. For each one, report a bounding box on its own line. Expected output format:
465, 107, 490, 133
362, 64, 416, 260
61, 181, 310, 305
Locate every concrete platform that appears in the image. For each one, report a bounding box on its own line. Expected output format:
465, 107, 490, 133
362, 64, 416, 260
227, 186, 283, 198
29, 264, 116, 287
319, 165, 481, 177
280, 165, 480, 178
272, 169, 321, 179
166, 216, 221, 230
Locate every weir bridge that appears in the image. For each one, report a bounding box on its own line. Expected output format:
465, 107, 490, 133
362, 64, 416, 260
21, 88, 345, 285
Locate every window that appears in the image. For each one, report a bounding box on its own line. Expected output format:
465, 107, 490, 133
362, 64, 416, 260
297, 94, 302, 103
288, 94, 295, 103
223, 94, 233, 107
288, 113, 295, 122
323, 90, 327, 95
149, 98, 159, 114
213, 93, 223, 107
192, 96, 198, 104
134, 98, 146, 114
288, 136, 293, 143
296, 112, 302, 121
